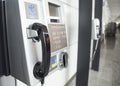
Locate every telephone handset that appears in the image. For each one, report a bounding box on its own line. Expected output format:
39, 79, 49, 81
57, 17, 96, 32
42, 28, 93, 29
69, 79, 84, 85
28, 23, 51, 84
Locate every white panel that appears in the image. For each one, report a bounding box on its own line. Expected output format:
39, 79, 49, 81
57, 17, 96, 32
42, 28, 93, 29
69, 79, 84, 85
0, 76, 15, 86
59, 0, 79, 9
63, 4, 79, 45
17, 1, 79, 86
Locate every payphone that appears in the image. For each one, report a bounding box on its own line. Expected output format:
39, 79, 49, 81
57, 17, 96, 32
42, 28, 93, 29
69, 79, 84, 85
0, 0, 68, 86
91, 18, 101, 59
91, 18, 100, 40
2, 0, 51, 85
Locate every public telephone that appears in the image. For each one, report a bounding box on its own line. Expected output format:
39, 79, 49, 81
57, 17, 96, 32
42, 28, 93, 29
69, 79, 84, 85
0, 0, 51, 85
92, 18, 100, 40
91, 18, 101, 60
0, 0, 68, 86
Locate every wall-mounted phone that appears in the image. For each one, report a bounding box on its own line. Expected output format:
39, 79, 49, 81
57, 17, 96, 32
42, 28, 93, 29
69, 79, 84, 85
91, 18, 100, 40
91, 18, 101, 60
0, 0, 51, 86
0, 0, 69, 86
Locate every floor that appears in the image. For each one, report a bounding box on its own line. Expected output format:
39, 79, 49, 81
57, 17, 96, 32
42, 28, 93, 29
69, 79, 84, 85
89, 31, 120, 86
67, 31, 120, 86
65, 75, 76, 86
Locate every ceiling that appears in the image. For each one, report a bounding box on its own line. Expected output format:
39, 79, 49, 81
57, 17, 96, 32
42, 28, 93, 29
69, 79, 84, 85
107, 0, 120, 21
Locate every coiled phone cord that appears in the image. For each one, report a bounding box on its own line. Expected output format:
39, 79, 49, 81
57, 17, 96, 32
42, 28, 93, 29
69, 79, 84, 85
92, 36, 101, 61
41, 78, 44, 86
92, 39, 99, 60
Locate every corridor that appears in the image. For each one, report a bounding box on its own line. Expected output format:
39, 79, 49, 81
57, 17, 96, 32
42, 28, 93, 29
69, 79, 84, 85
89, 31, 120, 86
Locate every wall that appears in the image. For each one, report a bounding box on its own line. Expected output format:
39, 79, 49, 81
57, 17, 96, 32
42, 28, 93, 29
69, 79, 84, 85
102, 0, 112, 34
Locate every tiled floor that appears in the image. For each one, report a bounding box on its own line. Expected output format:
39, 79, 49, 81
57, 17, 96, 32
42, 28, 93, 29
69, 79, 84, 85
89, 31, 120, 86
65, 75, 76, 86
67, 31, 120, 86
